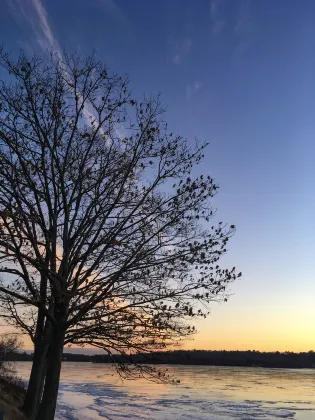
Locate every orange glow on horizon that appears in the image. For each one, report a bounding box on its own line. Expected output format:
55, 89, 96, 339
3, 292, 314, 354
11, 324, 314, 354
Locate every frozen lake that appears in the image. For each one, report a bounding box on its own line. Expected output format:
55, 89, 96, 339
15, 361, 315, 419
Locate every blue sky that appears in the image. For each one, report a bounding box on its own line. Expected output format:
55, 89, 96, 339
1, 0, 315, 351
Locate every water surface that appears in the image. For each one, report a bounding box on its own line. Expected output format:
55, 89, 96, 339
15, 362, 315, 419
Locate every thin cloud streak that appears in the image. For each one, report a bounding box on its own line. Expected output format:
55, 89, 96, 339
234, 0, 253, 35
31, 0, 62, 56
233, 0, 254, 55
210, 0, 226, 35
7, 0, 62, 56
209, 0, 255, 55
99, 0, 125, 23
170, 37, 192, 65
186, 80, 202, 102
7, 0, 111, 136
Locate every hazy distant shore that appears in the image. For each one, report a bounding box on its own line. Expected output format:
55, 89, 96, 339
7, 350, 315, 369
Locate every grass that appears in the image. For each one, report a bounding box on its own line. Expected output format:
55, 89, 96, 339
0, 365, 26, 420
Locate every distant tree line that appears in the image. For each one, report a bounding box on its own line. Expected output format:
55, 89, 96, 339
7, 349, 315, 369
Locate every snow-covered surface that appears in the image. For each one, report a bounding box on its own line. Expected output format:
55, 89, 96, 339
15, 362, 315, 419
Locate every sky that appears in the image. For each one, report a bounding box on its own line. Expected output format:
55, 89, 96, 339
0, 0, 315, 352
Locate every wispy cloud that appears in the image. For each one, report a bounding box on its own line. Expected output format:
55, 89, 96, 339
186, 80, 202, 102
212, 20, 226, 35
234, 0, 253, 35
6, 0, 109, 134
31, 0, 62, 55
210, 0, 226, 35
99, 0, 125, 23
233, 0, 254, 55
170, 37, 192, 65
210, 0, 255, 54
7, 0, 125, 53
7, 0, 62, 56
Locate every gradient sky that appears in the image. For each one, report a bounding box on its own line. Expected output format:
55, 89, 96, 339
1, 0, 315, 352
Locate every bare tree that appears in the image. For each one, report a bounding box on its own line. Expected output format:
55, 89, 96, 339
0, 333, 21, 381
0, 48, 240, 420
0, 333, 21, 366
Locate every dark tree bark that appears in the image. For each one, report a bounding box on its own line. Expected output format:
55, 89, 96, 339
23, 316, 50, 419
36, 327, 65, 420
23, 272, 51, 419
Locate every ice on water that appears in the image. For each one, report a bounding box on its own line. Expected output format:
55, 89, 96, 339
15, 362, 315, 419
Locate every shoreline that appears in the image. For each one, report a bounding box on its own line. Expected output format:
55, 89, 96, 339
0, 377, 25, 420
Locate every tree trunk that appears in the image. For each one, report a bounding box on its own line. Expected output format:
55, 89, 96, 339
23, 339, 48, 419
36, 327, 65, 420
36, 357, 47, 413
23, 312, 51, 419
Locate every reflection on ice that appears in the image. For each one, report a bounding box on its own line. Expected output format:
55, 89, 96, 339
15, 362, 315, 419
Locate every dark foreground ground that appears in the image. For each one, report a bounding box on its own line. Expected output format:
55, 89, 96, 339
0, 376, 26, 420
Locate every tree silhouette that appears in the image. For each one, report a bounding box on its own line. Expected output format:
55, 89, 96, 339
0, 48, 240, 420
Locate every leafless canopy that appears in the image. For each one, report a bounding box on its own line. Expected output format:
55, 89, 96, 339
0, 49, 240, 362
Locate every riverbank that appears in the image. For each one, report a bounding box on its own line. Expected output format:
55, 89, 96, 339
0, 376, 26, 420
